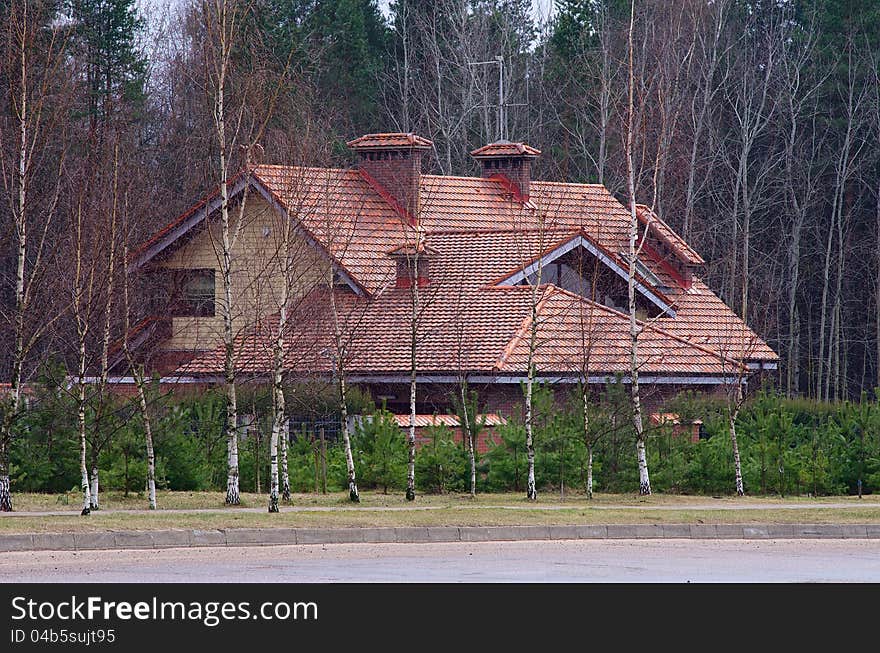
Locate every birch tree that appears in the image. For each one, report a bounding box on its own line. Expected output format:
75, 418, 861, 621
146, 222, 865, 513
121, 214, 157, 510
200, 0, 243, 505
625, 0, 650, 495
0, 1, 68, 512
198, 0, 287, 505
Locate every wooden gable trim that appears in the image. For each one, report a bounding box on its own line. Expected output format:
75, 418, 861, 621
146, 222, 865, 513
132, 173, 366, 298
493, 233, 677, 318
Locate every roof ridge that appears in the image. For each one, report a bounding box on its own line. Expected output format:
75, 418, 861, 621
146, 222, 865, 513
425, 226, 577, 237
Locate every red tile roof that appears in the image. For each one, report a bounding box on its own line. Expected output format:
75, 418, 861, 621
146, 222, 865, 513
347, 133, 433, 149
636, 204, 704, 266
145, 151, 776, 381
391, 414, 507, 428
179, 229, 760, 380
471, 141, 541, 157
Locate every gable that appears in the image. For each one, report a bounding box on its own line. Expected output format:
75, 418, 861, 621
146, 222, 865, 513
493, 233, 677, 318
135, 172, 366, 297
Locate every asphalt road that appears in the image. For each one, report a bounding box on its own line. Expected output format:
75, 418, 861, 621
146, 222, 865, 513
2, 539, 879, 582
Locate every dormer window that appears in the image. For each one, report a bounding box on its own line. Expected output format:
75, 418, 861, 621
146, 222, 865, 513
387, 242, 436, 289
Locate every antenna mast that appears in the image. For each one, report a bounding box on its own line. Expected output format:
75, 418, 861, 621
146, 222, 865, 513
470, 56, 505, 141
470, 55, 527, 142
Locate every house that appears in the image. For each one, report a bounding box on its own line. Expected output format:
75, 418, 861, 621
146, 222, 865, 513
126, 132, 778, 418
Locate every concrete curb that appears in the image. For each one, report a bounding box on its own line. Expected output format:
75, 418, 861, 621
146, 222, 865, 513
1, 524, 879, 552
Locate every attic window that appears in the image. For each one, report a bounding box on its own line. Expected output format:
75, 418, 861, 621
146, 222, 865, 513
395, 256, 429, 287
168, 269, 215, 317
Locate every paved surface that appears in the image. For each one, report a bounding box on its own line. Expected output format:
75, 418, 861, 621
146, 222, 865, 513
2, 523, 879, 552
2, 539, 878, 582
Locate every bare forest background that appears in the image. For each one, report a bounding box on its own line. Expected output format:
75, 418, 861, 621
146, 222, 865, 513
3, 0, 880, 405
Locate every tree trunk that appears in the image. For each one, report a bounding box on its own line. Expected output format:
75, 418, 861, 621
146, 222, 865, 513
460, 381, 476, 497
339, 374, 359, 503
225, 384, 240, 505
0, 474, 11, 513
212, 0, 239, 507
268, 366, 283, 513
77, 372, 91, 516
728, 391, 744, 495
268, 295, 287, 513
0, 5, 30, 514
626, 1, 651, 497
89, 462, 99, 511
525, 360, 537, 501
582, 383, 593, 500
586, 444, 593, 500
524, 259, 542, 502
268, 422, 279, 513
140, 374, 157, 511
406, 362, 417, 501
406, 258, 419, 502
280, 420, 291, 502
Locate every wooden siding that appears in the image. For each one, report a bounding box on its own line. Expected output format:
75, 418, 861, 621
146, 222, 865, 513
157, 194, 327, 352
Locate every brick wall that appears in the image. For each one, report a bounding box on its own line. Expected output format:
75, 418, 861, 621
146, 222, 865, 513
359, 149, 422, 219
480, 157, 533, 200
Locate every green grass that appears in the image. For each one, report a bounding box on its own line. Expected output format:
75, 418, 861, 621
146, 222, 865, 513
0, 490, 878, 534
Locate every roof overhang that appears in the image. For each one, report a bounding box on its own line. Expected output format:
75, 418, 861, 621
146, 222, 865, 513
104, 372, 745, 387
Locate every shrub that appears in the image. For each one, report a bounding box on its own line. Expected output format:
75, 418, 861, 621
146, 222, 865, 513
416, 423, 468, 493
352, 408, 407, 493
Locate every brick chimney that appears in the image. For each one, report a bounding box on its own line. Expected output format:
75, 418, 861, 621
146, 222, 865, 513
348, 133, 433, 225
471, 140, 541, 202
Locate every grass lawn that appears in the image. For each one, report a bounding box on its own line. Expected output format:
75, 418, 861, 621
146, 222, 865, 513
0, 490, 878, 533
8, 489, 880, 512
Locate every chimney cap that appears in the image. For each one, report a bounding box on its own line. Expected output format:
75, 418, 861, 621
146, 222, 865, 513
386, 241, 437, 257
470, 140, 541, 158
348, 133, 433, 150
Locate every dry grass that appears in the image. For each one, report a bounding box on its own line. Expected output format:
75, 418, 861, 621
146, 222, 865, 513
11, 489, 880, 512
0, 490, 878, 534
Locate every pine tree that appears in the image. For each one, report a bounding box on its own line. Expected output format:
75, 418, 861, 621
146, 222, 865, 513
69, 0, 147, 130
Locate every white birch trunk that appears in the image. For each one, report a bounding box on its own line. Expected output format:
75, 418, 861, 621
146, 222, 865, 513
268, 276, 288, 512
729, 408, 744, 496
582, 384, 593, 500
78, 367, 91, 516
587, 445, 593, 500
0, 476, 10, 513
339, 374, 359, 502
90, 465, 99, 510
405, 254, 419, 502
0, 7, 30, 514
525, 360, 537, 500
406, 364, 417, 501
626, 1, 651, 496
269, 404, 280, 513
524, 277, 541, 502
215, 2, 239, 506
280, 420, 291, 501
329, 282, 359, 503
139, 370, 157, 510
459, 382, 476, 497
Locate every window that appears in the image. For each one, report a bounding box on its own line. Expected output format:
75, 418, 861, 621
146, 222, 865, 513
168, 269, 215, 317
